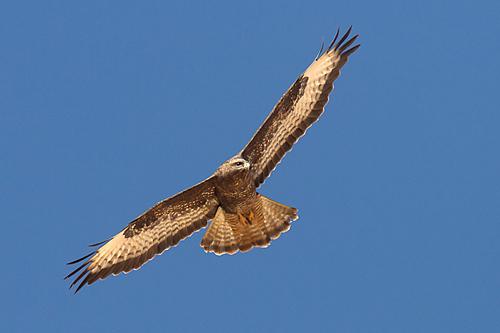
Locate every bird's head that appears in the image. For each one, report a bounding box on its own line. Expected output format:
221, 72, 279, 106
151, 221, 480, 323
215, 156, 250, 178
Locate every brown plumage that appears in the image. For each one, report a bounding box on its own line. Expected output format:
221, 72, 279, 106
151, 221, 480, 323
66, 28, 360, 293
201, 194, 298, 255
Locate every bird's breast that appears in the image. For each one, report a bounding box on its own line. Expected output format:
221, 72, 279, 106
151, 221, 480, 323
215, 172, 256, 213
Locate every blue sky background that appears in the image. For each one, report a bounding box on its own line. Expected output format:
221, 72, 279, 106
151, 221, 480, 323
1, 0, 499, 332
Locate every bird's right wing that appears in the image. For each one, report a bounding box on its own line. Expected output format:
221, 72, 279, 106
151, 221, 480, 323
65, 177, 219, 293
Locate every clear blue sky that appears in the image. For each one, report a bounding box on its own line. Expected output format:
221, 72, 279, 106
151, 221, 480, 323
1, 0, 499, 332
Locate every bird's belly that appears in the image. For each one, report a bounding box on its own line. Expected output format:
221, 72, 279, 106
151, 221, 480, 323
216, 184, 256, 214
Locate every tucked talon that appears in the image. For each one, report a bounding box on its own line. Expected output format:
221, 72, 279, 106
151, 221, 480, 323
238, 212, 248, 225
247, 210, 255, 225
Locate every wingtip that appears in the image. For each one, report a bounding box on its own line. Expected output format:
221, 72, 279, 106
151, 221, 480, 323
88, 238, 111, 248
326, 26, 360, 55
343, 44, 361, 57
338, 34, 360, 54
334, 27, 353, 51
66, 251, 94, 265
74, 282, 86, 294
327, 27, 341, 51
315, 39, 325, 61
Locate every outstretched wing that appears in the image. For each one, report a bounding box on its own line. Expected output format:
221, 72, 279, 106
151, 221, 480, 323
241, 27, 360, 187
65, 177, 219, 293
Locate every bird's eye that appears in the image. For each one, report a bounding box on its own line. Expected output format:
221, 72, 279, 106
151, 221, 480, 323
234, 161, 244, 167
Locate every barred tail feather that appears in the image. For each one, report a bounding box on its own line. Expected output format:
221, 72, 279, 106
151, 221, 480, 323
259, 195, 298, 240
201, 194, 298, 255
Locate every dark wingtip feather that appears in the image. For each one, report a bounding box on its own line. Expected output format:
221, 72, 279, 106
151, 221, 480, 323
327, 27, 340, 51
343, 44, 361, 57
66, 251, 94, 265
88, 239, 109, 247
74, 275, 91, 294
64, 260, 90, 280
335, 26, 352, 50
338, 34, 359, 53
315, 39, 325, 60
69, 268, 89, 289
65, 250, 97, 293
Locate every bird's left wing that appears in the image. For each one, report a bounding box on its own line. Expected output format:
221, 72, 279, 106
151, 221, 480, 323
65, 177, 219, 293
241, 28, 360, 187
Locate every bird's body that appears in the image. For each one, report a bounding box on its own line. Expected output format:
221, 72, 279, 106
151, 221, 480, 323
66, 28, 360, 292
201, 155, 298, 255
214, 157, 256, 215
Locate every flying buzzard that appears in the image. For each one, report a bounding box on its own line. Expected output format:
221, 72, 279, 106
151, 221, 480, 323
66, 27, 360, 292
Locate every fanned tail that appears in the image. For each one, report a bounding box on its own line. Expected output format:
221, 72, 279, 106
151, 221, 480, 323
201, 194, 298, 255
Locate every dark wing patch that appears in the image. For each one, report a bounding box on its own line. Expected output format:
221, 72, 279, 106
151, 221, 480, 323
274, 75, 309, 114
241, 28, 360, 187
241, 76, 309, 186
65, 177, 219, 293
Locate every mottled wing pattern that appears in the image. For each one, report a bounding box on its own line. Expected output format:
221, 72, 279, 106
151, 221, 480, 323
241, 28, 360, 187
65, 177, 219, 293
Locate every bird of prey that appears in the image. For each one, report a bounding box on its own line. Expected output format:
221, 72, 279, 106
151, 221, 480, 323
66, 27, 360, 292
